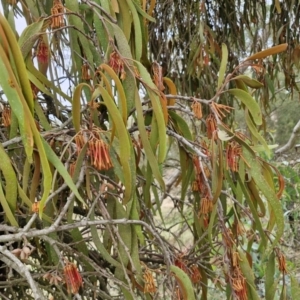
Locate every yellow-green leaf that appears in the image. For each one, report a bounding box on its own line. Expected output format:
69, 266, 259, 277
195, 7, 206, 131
98, 86, 133, 204
170, 265, 196, 300
0, 144, 18, 224
100, 63, 128, 122
265, 251, 277, 300
72, 83, 91, 132
41, 138, 86, 207
218, 43, 228, 89
238, 249, 261, 300
233, 75, 264, 89
242, 147, 284, 248
228, 88, 262, 125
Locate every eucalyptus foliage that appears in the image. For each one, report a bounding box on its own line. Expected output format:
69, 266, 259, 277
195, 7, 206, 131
0, 1, 298, 299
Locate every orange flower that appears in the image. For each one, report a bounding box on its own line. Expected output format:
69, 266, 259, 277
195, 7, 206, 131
143, 269, 156, 293
30, 82, 39, 99
36, 38, 49, 64
200, 197, 213, 215
191, 101, 202, 119
69, 161, 76, 177
231, 267, 247, 300
277, 252, 287, 274
51, 0, 65, 29
206, 114, 217, 139
81, 63, 91, 80
108, 52, 126, 79
89, 138, 113, 171
2, 106, 11, 127
31, 200, 40, 214
64, 260, 83, 294
190, 264, 202, 283
226, 141, 242, 172
74, 133, 85, 155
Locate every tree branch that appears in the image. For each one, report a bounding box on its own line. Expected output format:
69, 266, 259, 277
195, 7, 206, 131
0, 246, 45, 300
275, 119, 300, 154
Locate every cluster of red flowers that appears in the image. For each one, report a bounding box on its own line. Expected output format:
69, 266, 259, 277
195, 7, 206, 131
63, 259, 83, 294
109, 51, 126, 80
74, 131, 113, 172
36, 38, 49, 64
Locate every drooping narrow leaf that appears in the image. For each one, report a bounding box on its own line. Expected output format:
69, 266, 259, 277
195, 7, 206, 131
41, 138, 86, 207
100, 63, 128, 122
291, 276, 300, 299
72, 83, 91, 132
136, 61, 167, 163
0, 181, 18, 227
0, 13, 34, 113
242, 147, 284, 248
18, 18, 50, 59
125, 0, 142, 60
228, 89, 262, 125
217, 43, 228, 89
265, 251, 277, 300
238, 249, 261, 300
232, 75, 264, 89
245, 109, 270, 157
170, 265, 196, 300
163, 77, 177, 105
134, 88, 165, 189
245, 43, 288, 61
98, 86, 133, 203
0, 144, 17, 216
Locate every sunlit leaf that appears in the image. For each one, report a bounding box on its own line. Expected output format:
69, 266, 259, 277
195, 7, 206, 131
245, 43, 288, 61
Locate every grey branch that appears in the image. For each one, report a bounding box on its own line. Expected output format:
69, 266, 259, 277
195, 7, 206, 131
0, 246, 45, 300
275, 119, 300, 154
0, 218, 171, 267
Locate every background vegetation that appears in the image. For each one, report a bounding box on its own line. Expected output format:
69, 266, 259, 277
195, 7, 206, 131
0, 0, 300, 299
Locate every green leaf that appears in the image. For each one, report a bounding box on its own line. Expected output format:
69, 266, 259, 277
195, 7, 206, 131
72, 83, 91, 132
0, 144, 17, 212
18, 18, 48, 59
169, 111, 193, 140
218, 43, 228, 89
98, 86, 133, 204
245, 109, 270, 157
0, 13, 34, 113
228, 88, 262, 125
117, 0, 132, 41
110, 22, 135, 112
212, 140, 223, 203
170, 265, 196, 300
0, 45, 34, 162
125, 0, 142, 60
291, 276, 300, 299
100, 63, 128, 122
90, 210, 123, 269
41, 138, 86, 207
132, 0, 156, 22
136, 61, 167, 163
265, 251, 277, 300
134, 88, 165, 190
237, 173, 267, 248
233, 75, 264, 88
238, 249, 261, 300
242, 147, 284, 248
